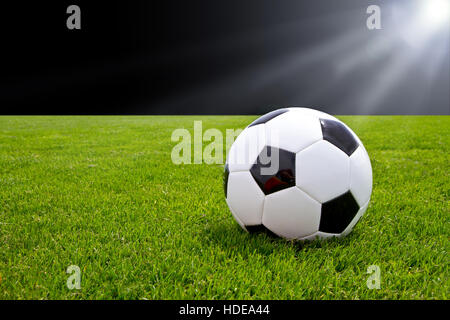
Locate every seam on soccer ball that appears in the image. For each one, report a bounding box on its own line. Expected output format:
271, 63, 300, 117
291, 136, 323, 155
294, 185, 322, 205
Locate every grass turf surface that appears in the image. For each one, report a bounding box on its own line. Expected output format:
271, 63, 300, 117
0, 115, 448, 299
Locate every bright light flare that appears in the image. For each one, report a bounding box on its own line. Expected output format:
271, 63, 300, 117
421, 0, 450, 28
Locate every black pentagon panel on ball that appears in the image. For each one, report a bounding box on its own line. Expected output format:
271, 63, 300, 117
250, 146, 295, 195
245, 225, 279, 238
319, 191, 360, 234
223, 163, 230, 198
248, 108, 289, 128
320, 118, 359, 156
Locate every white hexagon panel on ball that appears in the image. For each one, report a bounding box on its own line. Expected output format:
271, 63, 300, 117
264, 110, 322, 154
227, 124, 266, 173
225, 171, 265, 227
262, 187, 321, 240
296, 140, 350, 204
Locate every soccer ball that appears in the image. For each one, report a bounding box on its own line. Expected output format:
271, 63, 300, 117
224, 107, 372, 240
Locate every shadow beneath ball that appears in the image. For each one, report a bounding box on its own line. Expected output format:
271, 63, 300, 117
202, 220, 361, 257
294, 229, 362, 252
201, 222, 291, 257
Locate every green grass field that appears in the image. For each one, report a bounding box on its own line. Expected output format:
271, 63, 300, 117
0, 115, 448, 299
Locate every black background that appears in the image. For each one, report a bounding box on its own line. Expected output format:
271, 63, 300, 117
1, 299, 445, 318
0, 0, 448, 115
